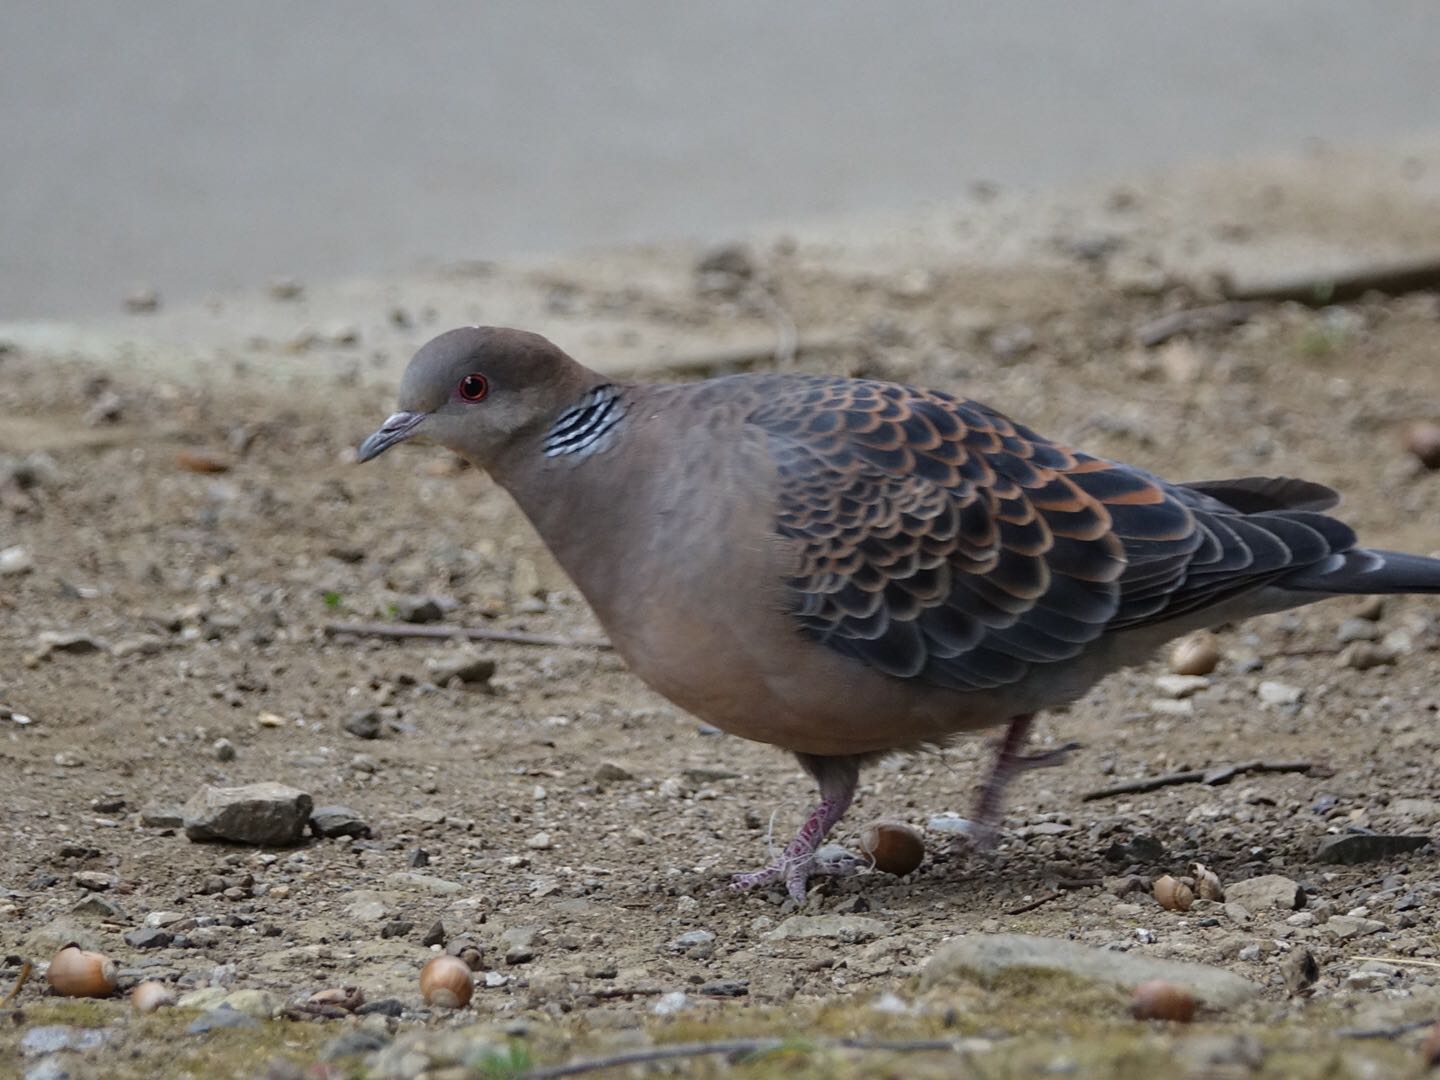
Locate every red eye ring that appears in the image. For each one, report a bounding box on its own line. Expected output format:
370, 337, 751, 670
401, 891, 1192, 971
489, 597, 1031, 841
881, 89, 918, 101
457, 373, 489, 402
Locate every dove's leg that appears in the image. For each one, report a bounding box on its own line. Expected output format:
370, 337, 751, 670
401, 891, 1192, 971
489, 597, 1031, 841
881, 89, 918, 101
730, 753, 861, 902
959, 715, 1080, 851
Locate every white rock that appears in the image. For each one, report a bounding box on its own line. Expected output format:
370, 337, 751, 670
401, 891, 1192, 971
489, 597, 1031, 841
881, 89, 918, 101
1154, 674, 1211, 699
1257, 680, 1303, 706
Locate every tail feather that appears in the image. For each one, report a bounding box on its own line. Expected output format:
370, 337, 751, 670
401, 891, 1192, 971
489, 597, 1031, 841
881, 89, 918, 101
1283, 548, 1440, 595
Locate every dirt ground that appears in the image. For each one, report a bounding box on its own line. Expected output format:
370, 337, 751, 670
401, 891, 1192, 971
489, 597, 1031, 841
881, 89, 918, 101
2, 232, 1440, 1078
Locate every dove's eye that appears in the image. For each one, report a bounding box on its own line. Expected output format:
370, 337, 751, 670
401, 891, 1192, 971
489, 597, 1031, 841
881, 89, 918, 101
457, 373, 489, 402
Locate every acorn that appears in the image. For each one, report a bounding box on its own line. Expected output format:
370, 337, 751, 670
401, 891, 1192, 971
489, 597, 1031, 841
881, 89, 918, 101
130, 980, 176, 1013
1169, 632, 1220, 676
857, 821, 926, 877
1403, 421, 1440, 470
1153, 874, 1194, 912
1130, 980, 1196, 1022
1190, 862, 1225, 902
1421, 1018, 1440, 1068
46, 945, 117, 998
419, 954, 473, 1009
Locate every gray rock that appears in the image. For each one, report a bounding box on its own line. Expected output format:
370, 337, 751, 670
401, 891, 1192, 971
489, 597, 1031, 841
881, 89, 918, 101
368, 1029, 506, 1080
1325, 915, 1387, 940
425, 653, 496, 686
921, 933, 1260, 1008
395, 596, 445, 624
385, 871, 464, 895
1315, 833, 1431, 864
186, 1005, 259, 1033
764, 915, 890, 944
183, 782, 313, 846
139, 806, 184, 829
20, 1026, 111, 1057
310, 805, 371, 838
1223, 874, 1304, 912
668, 929, 716, 956
322, 1028, 392, 1060
343, 709, 383, 739
1280, 947, 1319, 995
699, 979, 748, 997
123, 927, 172, 949
25, 1059, 72, 1080
35, 630, 107, 656
593, 761, 634, 783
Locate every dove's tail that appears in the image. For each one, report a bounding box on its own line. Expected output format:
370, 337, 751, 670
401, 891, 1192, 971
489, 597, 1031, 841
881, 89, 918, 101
1281, 548, 1440, 595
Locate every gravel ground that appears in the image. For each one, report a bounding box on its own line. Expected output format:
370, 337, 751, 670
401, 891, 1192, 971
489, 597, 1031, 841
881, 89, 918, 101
2, 234, 1439, 1078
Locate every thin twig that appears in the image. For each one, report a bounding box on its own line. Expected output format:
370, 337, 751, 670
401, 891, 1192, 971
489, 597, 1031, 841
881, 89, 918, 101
322, 620, 611, 650
1219, 253, 1440, 306
1082, 759, 1315, 801
520, 1036, 966, 1080
1336, 1017, 1436, 1039
1, 961, 31, 1007
1135, 302, 1261, 347
1005, 890, 1063, 915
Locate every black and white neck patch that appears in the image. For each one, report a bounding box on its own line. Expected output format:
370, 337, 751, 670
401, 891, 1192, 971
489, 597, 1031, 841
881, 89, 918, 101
543, 385, 626, 459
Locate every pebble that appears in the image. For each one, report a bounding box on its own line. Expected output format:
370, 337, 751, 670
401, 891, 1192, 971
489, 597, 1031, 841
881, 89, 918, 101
395, 596, 445, 624
139, 806, 185, 829
525, 831, 553, 850
123, 928, 172, 949
25, 1059, 73, 1080
1315, 833, 1431, 865
921, 933, 1259, 1007
1154, 674, 1210, 699
321, 1029, 392, 1062
186, 1005, 258, 1033
0, 545, 33, 576
1339, 642, 1396, 670
593, 761, 634, 783
343, 709, 384, 739
212, 738, 236, 762
652, 990, 691, 1016
1281, 947, 1319, 995
668, 929, 716, 957
764, 915, 889, 944
1257, 680, 1302, 706
71, 871, 113, 891
1336, 617, 1380, 643
182, 781, 314, 846
310, 805, 371, 839
425, 653, 496, 686
1325, 915, 1387, 940
1223, 874, 1304, 912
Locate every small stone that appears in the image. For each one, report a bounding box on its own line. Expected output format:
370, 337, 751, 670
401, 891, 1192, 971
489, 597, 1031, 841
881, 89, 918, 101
342, 709, 383, 739
212, 738, 236, 762
321, 1029, 391, 1061
422, 920, 447, 948
1336, 617, 1380, 644
593, 761, 634, 783
0, 545, 33, 576
765, 915, 890, 944
144, 911, 185, 929
425, 653, 496, 686
123, 928, 172, 949
1281, 947, 1319, 995
1403, 421, 1440, 469
699, 979, 748, 997
1339, 643, 1396, 671
84, 390, 125, 425
1223, 875, 1304, 912
123, 286, 160, 313
139, 806, 184, 829
1315, 833, 1431, 865
268, 277, 304, 301
309, 805, 370, 839
186, 1005, 258, 1033
1154, 674, 1210, 699
668, 930, 716, 956
35, 631, 106, 656
652, 990, 690, 1016
525, 831, 553, 850
20, 1025, 111, 1056
1257, 681, 1302, 706
71, 871, 113, 891
395, 596, 445, 624
1326, 915, 1387, 940
182, 781, 313, 846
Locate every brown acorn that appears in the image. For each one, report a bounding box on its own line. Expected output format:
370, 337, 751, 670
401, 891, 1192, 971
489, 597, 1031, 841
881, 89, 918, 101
857, 821, 926, 877
1403, 422, 1440, 470
1153, 874, 1194, 912
1130, 980, 1196, 1022
46, 945, 117, 998
420, 954, 473, 1009
1170, 632, 1220, 676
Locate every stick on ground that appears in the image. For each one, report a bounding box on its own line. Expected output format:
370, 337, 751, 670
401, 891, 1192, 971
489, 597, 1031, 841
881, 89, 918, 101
1082, 760, 1314, 801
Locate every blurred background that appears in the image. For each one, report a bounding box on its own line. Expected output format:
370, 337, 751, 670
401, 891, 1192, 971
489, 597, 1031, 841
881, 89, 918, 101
4, 0, 1440, 319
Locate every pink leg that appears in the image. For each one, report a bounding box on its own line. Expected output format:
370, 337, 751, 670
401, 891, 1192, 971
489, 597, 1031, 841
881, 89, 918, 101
961, 715, 1079, 851
731, 754, 860, 902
